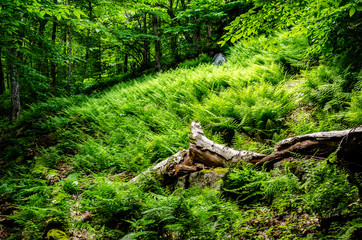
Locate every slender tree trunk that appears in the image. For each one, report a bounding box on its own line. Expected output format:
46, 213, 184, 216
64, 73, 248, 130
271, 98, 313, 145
84, 0, 93, 78
124, 54, 128, 73
0, 50, 5, 95
168, 0, 179, 61
37, 20, 48, 75
171, 34, 179, 61
180, 0, 186, 10
6, 64, 10, 90
67, 0, 72, 95
142, 13, 150, 70
97, 34, 101, 79
152, 14, 162, 72
8, 43, 21, 122
207, 24, 212, 39
51, 17, 57, 96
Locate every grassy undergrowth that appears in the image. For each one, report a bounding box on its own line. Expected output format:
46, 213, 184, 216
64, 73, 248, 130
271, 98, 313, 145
0, 32, 361, 239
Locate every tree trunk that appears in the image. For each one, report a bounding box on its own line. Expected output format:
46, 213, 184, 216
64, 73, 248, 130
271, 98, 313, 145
36, 19, 48, 75
51, 16, 57, 96
131, 121, 362, 188
131, 121, 265, 181
124, 54, 128, 73
67, 0, 72, 95
257, 127, 362, 168
96, 33, 102, 79
142, 13, 150, 70
84, 0, 93, 79
0, 49, 5, 95
152, 14, 162, 72
8, 44, 21, 122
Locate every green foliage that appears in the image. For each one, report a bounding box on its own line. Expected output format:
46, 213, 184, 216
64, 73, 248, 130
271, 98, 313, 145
177, 54, 212, 69
220, 0, 362, 68
347, 90, 362, 126
1, 31, 361, 239
223, 163, 269, 202
124, 188, 241, 240
301, 159, 358, 217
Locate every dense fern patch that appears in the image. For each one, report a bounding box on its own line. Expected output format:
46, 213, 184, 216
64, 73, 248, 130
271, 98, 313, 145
0, 32, 361, 239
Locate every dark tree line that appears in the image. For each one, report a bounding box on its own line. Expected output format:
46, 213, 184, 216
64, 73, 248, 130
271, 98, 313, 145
0, 0, 248, 122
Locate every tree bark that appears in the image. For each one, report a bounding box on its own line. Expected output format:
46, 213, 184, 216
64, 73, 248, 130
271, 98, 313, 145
8, 44, 21, 122
67, 0, 72, 95
142, 13, 150, 70
124, 54, 128, 73
51, 15, 57, 96
83, 0, 93, 79
131, 121, 362, 184
257, 127, 362, 168
0, 49, 5, 95
131, 121, 265, 181
36, 19, 48, 75
152, 14, 162, 72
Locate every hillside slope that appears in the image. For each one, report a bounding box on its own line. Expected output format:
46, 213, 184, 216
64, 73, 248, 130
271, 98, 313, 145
1, 32, 361, 239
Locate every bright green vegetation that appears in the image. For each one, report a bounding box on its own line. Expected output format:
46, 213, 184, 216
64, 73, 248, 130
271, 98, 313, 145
1, 30, 361, 239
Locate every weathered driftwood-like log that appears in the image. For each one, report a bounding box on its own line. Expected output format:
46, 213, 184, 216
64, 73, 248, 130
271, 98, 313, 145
131, 121, 266, 181
180, 121, 266, 168
130, 150, 188, 183
131, 122, 362, 182
257, 127, 362, 168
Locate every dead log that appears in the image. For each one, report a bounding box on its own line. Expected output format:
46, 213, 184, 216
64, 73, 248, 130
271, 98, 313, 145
131, 121, 266, 181
130, 150, 188, 183
130, 122, 362, 182
257, 127, 362, 168
176, 121, 266, 170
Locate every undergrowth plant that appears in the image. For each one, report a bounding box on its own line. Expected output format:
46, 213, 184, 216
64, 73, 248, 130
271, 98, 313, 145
1, 31, 361, 239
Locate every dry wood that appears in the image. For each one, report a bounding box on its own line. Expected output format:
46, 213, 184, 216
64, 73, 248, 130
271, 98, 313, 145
258, 126, 362, 168
131, 122, 362, 182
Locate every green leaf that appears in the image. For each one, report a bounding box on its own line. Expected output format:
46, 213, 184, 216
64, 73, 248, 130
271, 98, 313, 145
39, 10, 46, 18
5, 28, 13, 35
349, 7, 356, 17
73, 9, 81, 19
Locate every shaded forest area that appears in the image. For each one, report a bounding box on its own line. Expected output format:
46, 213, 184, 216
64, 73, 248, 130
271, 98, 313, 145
1, 0, 362, 239
0, 0, 249, 122
1, 0, 361, 123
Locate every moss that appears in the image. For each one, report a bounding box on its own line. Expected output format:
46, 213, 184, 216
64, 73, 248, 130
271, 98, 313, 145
47, 229, 70, 240
200, 167, 229, 175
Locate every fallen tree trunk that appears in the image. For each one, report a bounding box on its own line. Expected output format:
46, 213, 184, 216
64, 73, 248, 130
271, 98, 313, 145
170, 121, 266, 176
131, 121, 362, 182
258, 127, 362, 168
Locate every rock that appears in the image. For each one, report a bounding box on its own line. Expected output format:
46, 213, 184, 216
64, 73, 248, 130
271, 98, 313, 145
212, 53, 227, 66
175, 167, 229, 191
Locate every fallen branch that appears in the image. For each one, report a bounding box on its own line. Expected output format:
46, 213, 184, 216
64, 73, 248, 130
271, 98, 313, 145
258, 127, 362, 168
130, 121, 362, 182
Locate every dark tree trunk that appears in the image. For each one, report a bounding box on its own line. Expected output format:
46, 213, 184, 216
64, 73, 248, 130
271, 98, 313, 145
97, 34, 101, 79
84, 0, 93, 79
8, 44, 21, 122
180, 0, 186, 10
152, 14, 162, 72
51, 16, 57, 96
0, 50, 5, 95
170, 34, 179, 61
37, 19, 48, 75
142, 13, 150, 70
124, 54, 128, 73
67, 0, 72, 95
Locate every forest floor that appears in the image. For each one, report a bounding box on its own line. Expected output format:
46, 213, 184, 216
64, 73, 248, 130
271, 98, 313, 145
0, 32, 361, 239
